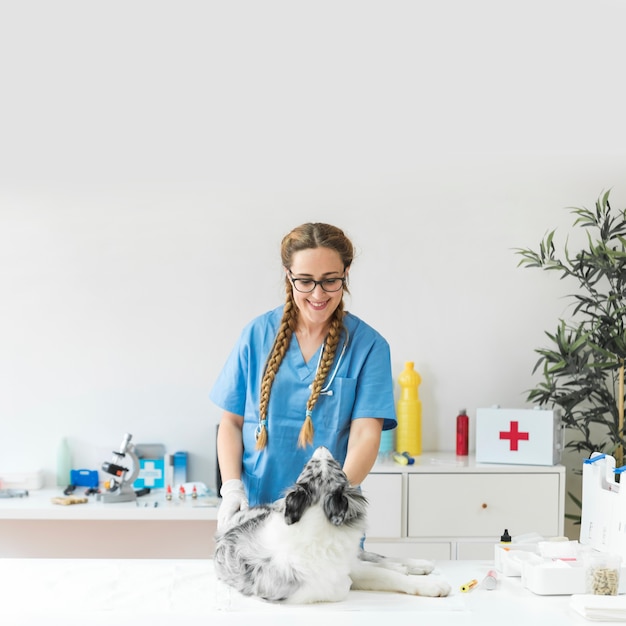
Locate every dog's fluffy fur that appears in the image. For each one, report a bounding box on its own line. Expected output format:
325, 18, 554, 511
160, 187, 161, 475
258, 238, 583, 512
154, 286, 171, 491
214, 446, 451, 604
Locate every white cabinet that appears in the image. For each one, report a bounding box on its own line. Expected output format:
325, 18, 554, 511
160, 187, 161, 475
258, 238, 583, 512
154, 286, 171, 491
361, 452, 566, 560
360, 472, 403, 538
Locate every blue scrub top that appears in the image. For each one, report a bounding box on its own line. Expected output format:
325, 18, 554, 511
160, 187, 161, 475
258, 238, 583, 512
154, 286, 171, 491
209, 306, 397, 506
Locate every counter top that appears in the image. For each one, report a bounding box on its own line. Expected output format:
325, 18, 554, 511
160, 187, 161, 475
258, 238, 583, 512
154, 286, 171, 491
0, 488, 218, 520
372, 451, 565, 473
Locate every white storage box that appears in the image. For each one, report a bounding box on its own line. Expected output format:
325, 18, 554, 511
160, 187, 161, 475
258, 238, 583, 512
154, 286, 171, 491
580, 452, 626, 557
522, 555, 626, 595
522, 554, 586, 595
556, 452, 626, 597
0, 469, 44, 490
497, 455, 626, 597
495, 543, 540, 576
475, 408, 563, 465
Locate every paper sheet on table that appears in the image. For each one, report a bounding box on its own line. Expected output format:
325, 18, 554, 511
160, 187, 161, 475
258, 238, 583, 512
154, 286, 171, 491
570, 594, 626, 621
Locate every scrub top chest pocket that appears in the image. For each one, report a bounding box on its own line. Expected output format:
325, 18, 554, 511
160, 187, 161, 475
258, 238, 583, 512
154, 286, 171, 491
315, 377, 357, 428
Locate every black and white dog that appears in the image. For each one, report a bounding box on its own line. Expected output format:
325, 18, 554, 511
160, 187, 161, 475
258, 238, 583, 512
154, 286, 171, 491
214, 446, 451, 604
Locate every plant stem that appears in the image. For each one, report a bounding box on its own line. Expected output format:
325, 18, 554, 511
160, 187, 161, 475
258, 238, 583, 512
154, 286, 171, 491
619, 360, 624, 468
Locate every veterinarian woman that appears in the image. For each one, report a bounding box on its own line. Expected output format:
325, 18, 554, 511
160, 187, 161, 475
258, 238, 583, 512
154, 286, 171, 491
210, 222, 397, 531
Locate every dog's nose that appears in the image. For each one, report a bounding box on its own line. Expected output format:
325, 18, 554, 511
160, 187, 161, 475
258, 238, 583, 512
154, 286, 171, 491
313, 446, 332, 460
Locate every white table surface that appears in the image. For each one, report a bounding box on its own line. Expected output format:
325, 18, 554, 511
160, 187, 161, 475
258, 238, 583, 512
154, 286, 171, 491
0, 558, 618, 626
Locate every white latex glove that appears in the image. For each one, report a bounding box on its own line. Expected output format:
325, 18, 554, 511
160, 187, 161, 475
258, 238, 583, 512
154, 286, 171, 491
217, 479, 249, 531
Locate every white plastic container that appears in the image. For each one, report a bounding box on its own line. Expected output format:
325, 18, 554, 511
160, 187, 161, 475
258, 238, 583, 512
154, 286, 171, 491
522, 554, 587, 595
0, 470, 44, 490
586, 552, 622, 595
495, 543, 540, 576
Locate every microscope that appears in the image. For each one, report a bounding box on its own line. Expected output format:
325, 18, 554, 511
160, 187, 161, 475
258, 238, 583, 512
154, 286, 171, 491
97, 433, 140, 503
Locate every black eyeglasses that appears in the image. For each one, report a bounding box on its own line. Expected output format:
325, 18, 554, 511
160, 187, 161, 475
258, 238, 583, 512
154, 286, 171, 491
288, 271, 346, 293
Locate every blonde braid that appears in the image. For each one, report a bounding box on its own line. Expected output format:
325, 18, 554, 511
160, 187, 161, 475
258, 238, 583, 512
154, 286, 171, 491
256, 294, 297, 450
298, 301, 346, 448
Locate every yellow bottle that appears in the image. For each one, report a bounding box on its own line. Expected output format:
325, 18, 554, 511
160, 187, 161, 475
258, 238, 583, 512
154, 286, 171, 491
396, 361, 422, 456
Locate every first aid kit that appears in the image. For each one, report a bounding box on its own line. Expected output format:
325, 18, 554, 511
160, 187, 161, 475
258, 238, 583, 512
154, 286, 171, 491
476, 407, 563, 466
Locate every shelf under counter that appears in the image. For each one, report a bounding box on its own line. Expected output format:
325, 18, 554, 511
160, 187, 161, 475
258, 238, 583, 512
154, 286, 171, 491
0, 489, 219, 558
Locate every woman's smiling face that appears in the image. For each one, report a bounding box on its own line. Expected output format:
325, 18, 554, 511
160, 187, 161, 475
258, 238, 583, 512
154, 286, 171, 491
287, 247, 347, 329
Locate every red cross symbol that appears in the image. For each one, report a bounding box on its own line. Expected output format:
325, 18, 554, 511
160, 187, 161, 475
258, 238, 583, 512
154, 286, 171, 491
499, 421, 529, 451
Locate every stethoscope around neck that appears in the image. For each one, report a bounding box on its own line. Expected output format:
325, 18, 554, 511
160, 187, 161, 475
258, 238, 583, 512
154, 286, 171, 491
308, 328, 349, 397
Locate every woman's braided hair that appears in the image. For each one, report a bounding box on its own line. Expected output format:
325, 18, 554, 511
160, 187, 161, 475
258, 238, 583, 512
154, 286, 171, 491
255, 223, 353, 450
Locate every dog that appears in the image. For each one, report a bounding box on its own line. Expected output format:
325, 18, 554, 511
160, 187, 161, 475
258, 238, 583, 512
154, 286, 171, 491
213, 446, 451, 604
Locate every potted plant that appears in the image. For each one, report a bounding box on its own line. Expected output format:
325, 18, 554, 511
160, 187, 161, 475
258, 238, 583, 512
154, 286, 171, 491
515, 190, 626, 476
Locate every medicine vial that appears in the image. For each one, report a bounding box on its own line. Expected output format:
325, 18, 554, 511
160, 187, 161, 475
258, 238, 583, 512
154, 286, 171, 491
456, 409, 469, 456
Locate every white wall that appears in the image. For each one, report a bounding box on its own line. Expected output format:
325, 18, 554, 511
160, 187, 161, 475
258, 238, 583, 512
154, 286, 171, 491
1, 0, 626, 512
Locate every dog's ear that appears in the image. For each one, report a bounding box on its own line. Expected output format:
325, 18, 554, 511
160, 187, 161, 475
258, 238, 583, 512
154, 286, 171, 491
324, 487, 368, 526
284, 484, 312, 525
323, 489, 349, 526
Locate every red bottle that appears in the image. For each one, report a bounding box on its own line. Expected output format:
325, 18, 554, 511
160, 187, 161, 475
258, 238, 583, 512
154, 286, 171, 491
456, 408, 469, 456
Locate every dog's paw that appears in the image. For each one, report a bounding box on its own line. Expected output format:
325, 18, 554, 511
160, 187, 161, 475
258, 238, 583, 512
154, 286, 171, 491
403, 558, 435, 575
409, 576, 452, 597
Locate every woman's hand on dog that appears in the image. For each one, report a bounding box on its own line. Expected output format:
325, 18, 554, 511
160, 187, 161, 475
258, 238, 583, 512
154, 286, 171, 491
217, 479, 249, 531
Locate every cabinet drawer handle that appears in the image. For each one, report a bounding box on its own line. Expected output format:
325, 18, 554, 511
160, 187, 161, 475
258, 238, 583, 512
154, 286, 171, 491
481, 503, 488, 509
